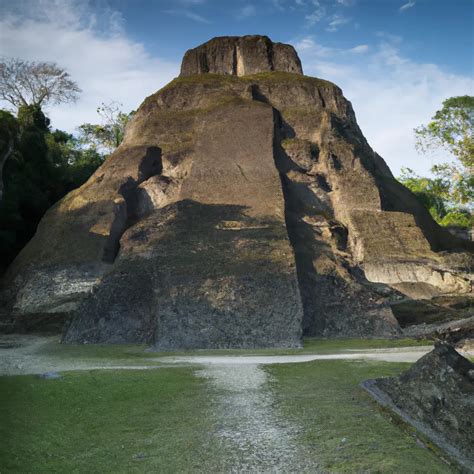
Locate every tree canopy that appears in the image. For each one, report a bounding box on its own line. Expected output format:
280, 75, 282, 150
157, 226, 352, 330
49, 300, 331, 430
0, 57, 139, 272
414, 95, 473, 206
0, 110, 19, 200
398, 167, 472, 228
0, 106, 103, 272
0, 98, 134, 272
415, 96, 473, 168
0, 58, 81, 109
77, 102, 134, 155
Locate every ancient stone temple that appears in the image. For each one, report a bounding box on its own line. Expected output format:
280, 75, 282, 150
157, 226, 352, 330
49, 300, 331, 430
1, 36, 472, 348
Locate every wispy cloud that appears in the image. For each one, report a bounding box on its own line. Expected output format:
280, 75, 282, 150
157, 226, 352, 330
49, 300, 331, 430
175, 0, 207, 4
163, 9, 211, 23
272, 0, 286, 11
349, 44, 369, 53
376, 31, 403, 44
237, 5, 257, 19
326, 14, 350, 32
295, 36, 369, 57
296, 37, 333, 56
279, 0, 355, 17
296, 37, 317, 51
305, 3, 326, 25
0, 0, 179, 131
399, 1, 415, 12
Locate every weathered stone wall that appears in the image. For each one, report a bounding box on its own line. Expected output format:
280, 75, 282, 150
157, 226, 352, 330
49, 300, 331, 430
180, 36, 303, 77
63, 102, 303, 347
368, 344, 474, 469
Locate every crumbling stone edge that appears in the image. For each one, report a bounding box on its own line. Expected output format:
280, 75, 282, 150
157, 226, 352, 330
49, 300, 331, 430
361, 379, 472, 472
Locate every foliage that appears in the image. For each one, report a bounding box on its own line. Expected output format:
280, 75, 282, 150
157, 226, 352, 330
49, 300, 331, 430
0, 58, 81, 109
438, 208, 473, 228
415, 96, 474, 168
0, 97, 134, 272
398, 168, 448, 221
398, 167, 473, 228
0, 59, 127, 270
45, 130, 103, 189
0, 107, 103, 272
0, 110, 19, 189
0, 110, 19, 152
77, 102, 134, 154
414, 95, 474, 206
430, 161, 474, 206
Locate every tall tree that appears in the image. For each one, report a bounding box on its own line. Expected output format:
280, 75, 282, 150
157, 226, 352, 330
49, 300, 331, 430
0, 105, 54, 270
414, 95, 473, 206
0, 110, 18, 200
0, 105, 104, 272
0, 58, 81, 109
77, 102, 134, 155
0, 58, 82, 203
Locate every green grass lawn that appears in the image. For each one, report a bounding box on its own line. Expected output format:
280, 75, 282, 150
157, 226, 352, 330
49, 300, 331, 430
268, 360, 454, 473
1, 368, 221, 473
0, 352, 455, 473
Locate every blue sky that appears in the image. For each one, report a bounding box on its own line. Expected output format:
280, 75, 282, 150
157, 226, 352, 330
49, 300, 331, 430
118, 0, 473, 77
0, 0, 473, 175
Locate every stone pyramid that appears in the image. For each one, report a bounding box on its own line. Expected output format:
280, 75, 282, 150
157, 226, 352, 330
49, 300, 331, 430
1, 36, 472, 348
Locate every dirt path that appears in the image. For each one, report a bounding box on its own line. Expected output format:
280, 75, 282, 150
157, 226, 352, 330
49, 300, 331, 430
195, 363, 319, 471
0, 334, 447, 376
158, 348, 436, 366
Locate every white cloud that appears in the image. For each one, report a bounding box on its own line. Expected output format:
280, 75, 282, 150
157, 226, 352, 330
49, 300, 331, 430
296, 38, 474, 176
305, 6, 326, 25
296, 37, 317, 51
176, 0, 207, 4
349, 44, 369, 54
163, 9, 211, 23
237, 5, 257, 19
0, 1, 180, 133
326, 14, 350, 32
272, 0, 286, 11
375, 31, 403, 44
295, 37, 368, 57
399, 1, 415, 12
182, 10, 210, 23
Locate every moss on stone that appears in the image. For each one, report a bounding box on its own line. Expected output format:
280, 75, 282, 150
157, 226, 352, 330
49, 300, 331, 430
154, 71, 336, 97
281, 137, 312, 148
242, 71, 336, 88
170, 73, 239, 86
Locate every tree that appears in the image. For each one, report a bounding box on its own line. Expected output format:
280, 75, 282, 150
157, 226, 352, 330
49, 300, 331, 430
414, 95, 473, 206
0, 58, 81, 109
0, 105, 56, 270
0, 106, 103, 272
45, 129, 103, 190
398, 167, 473, 229
0, 110, 19, 200
77, 102, 134, 155
398, 167, 447, 221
